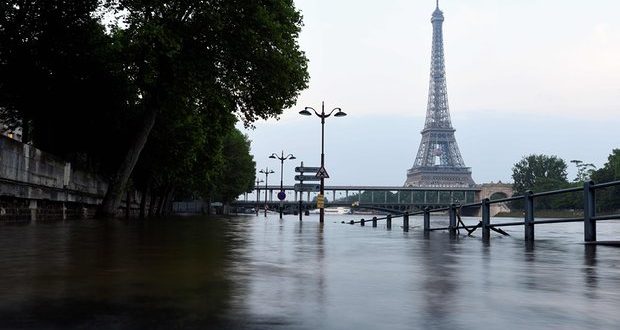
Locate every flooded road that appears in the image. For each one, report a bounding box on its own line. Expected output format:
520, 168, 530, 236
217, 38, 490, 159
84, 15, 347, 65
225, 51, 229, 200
1, 214, 619, 329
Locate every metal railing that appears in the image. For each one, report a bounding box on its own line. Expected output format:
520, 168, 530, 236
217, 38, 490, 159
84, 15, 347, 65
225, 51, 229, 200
346, 180, 620, 243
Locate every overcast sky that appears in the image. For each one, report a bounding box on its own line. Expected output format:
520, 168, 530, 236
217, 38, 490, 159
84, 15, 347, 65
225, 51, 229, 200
240, 0, 620, 187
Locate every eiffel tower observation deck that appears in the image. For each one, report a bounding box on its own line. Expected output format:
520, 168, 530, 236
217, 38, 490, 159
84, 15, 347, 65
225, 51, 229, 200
405, 1, 475, 188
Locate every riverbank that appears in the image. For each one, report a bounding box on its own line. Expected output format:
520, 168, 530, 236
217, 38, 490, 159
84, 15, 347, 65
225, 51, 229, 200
495, 209, 584, 218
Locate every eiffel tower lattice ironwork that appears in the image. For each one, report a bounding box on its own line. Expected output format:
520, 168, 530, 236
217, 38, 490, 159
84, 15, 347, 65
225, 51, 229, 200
404, 1, 475, 188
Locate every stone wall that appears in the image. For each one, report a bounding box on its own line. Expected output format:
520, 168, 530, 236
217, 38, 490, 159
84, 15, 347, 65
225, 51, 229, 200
0, 135, 107, 221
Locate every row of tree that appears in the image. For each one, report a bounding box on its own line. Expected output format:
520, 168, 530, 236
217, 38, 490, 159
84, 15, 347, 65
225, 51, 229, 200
0, 0, 309, 217
511, 150, 620, 211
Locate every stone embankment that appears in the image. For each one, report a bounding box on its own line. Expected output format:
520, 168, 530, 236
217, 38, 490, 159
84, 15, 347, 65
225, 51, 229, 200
0, 135, 107, 221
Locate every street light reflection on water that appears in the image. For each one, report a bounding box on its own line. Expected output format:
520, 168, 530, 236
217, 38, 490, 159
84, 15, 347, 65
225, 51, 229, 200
0, 214, 619, 329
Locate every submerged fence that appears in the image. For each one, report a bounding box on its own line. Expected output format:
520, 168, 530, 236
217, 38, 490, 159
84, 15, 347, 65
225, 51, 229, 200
346, 180, 620, 243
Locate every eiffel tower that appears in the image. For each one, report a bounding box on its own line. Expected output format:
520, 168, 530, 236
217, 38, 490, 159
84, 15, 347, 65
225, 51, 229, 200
404, 1, 475, 188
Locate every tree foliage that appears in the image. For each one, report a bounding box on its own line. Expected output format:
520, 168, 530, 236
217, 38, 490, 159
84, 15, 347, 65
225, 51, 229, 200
590, 149, 620, 211
0, 0, 131, 171
0, 0, 309, 217
97, 0, 309, 216
212, 130, 256, 203
570, 160, 596, 183
511, 154, 570, 210
512, 154, 568, 193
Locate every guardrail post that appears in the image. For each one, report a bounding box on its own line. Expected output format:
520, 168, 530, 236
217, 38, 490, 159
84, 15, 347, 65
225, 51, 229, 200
403, 212, 409, 232
360, 218, 365, 227
482, 198, 490, 242
524, 190, 535, 242
372, 216, 377, 227
449, 204, 457, 238
423, 207, 430, 232
386, 214, 392, 230
584, 181, 596, 242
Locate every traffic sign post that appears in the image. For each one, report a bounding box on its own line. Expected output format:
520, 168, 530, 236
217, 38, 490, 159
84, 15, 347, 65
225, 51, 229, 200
316, 194, 325, 209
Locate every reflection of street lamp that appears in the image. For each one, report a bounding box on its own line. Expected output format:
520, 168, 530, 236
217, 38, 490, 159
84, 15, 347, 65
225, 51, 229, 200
255, 178, 263, 216
299, 101, 347, 223
259, 168, 275, 217
269, 151, 296, 219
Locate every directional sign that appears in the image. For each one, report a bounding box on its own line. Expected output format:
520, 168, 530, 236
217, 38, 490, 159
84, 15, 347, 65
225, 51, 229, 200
295, 175, 320, 182
295, 166, 321, 173
277, 191, 286, 201
315, 166, 330, 179
294, 183, 321, 192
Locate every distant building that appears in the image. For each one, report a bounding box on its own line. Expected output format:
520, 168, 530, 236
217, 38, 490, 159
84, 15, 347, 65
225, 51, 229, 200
404, 1, 475, 188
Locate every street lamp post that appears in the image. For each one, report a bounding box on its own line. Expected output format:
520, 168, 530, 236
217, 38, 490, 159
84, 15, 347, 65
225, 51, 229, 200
259, 168, 274, 217
269, 151, 296, 219
255, 178, 263, 216
299, 101, 347, 223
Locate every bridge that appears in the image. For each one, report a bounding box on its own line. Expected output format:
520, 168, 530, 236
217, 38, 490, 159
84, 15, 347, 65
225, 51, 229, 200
233, 182, 512, 215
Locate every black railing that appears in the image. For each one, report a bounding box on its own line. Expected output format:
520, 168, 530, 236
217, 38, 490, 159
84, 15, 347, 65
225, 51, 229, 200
346, 180, 620, 243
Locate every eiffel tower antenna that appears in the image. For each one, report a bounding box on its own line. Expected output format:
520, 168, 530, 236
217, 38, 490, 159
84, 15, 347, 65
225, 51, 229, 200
404, 2, 475, 188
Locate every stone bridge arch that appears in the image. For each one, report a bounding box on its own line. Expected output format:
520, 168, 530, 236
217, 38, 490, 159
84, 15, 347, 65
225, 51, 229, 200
476, 182, 513, 216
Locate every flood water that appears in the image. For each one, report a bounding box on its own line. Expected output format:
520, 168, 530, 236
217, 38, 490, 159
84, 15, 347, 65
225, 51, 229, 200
1, 214, 619, 329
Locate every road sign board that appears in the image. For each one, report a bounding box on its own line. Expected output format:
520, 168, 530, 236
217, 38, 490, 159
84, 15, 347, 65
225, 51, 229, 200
317, 194, 325, 208
295, 166, 320, 173
294, 183, 321, 192
277, 191, 286, 201
295, 175, 320, 182
315, 166, 330, 179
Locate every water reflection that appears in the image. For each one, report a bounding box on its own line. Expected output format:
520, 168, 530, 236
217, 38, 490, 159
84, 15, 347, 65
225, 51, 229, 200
419, 236, 459, 329
583, 245, 598, 295
0, 215, 619, 329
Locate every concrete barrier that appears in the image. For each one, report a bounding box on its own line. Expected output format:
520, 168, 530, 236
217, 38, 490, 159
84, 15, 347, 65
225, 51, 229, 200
0, 135, 107, 221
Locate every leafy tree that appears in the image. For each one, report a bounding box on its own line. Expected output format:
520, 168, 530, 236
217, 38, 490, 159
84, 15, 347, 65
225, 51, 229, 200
212, 130, 256, 204
590, 149, 620, 211
98, 0, 309, 217
131, 105, 235, 216
511, 154, 570, 209
512, 154, 568, 193
570, 160, 596, 183
0, 0, 130, 171
1, 1, 308, 218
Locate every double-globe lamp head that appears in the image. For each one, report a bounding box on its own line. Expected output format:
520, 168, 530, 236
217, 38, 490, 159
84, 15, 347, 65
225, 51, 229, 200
299, 107, 347, 118
269, 154, 296, 160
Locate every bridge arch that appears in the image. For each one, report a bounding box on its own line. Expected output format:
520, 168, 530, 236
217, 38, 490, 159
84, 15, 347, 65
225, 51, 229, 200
478, 182, 513, 201
489, 191, 509, 200
477, 182, 513, 216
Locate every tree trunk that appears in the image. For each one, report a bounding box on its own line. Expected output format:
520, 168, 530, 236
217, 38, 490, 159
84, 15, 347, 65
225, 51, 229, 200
163, 187, 175, 216
139, 183, 150, 219
155, 192, 165, 216
125, 188, 131, 219
148, 191, 157, 218
97, 108, 158, 218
